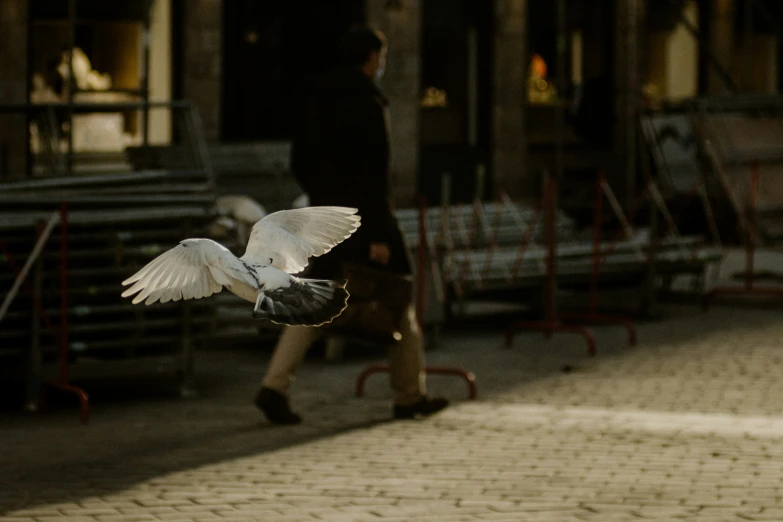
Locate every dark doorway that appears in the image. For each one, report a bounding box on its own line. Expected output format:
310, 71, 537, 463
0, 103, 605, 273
221, 0, 365, 142
419, 0, 494, 205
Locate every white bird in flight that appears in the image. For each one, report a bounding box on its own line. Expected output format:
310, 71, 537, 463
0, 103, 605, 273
121, 206, 361, 326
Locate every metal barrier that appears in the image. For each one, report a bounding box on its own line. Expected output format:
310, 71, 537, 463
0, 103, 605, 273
355, 197, 478, 400
687, 95, 783, 308
0, 102, 218, 420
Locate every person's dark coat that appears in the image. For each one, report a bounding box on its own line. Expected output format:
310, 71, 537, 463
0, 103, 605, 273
290, 68, 412, 278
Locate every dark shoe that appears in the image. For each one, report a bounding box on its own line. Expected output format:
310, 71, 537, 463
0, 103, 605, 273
254, 387, 302, 425
393, 396, 449, 420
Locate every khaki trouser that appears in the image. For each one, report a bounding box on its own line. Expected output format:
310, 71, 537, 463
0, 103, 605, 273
262, 304, 426, 405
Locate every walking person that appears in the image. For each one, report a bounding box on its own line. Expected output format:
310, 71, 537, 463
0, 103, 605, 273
254, 25, 449, 425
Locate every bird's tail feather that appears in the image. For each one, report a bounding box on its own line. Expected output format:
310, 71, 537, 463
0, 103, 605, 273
253, 278, 349, 327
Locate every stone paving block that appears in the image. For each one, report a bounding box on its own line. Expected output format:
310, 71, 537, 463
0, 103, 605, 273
34, 517, 100, 522
580, 502, 641, 513
213, 510, 284, 519
134, 499, 193, 508
77, 500, 138, 510
2, 510, 62, 518
476, 509, 584, 522
4, 306, 783, 520
478, 512, 588, 520
310, 513, 383, 521
347, 499, 397, 507
633, 505, 700, 518
95, 515, 160, 522
154, 514, 220, 521
575, 515, 645, 521
59, 508, 122, 517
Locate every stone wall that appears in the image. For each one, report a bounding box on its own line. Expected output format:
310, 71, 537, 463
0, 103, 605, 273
177, 0, 420, 204
366, 0, 421, 207
492, 0, 529, 197
182, 0, 222, 141
176, 0, 534, 206
0, 0, 28, 178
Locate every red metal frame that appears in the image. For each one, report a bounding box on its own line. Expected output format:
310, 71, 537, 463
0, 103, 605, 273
44, 203, 91, 423
604, 178, 708, 263
355, 363, 477, 400
0, 236, 56, 338
509, 197, 544, 283
454, 202, 481, 293
598, 177, 715, 301
416, 196, 428, 321
703, 161, 783, 308
505, 174, 599, 356
560, 170, 638, 346
479, 195, 507, 285
0, 203, 89, 423
354, 197, 478, 401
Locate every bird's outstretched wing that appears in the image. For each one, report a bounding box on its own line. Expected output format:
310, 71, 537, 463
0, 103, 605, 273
121, 238, 257, 305
241, 206, 361, 274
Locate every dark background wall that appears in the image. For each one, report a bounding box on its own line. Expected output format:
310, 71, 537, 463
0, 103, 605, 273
0, 0, 29, 178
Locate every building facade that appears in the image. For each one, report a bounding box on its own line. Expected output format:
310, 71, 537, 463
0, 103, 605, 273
2, 0, 781, 207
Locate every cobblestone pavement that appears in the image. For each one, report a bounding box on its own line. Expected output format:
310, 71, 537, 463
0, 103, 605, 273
2, 302, 783, 521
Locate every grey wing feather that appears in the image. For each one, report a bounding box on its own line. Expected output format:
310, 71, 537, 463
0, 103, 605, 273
241, 206, 361, 273
121, 238, 256, 305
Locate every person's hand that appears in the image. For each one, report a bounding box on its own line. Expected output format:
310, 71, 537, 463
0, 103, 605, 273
369, 242, 391, 265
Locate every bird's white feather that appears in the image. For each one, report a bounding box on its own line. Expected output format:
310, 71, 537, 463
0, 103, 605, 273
241, 206, 361, 274
121, 238, 257, 305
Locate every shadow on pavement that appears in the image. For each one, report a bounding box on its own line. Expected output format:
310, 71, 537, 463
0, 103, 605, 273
1, 301, 780, 513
